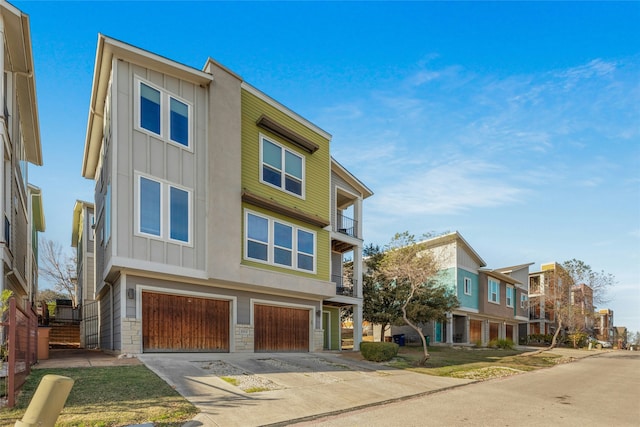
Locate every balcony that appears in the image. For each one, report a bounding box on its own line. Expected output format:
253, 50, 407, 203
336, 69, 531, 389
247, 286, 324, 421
332, 274, 354, 297
4, 215, 10, 247
334, 212, 358, 238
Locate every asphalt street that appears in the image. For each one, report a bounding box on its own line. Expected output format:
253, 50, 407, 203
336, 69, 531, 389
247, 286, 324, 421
294, 351, 640, 427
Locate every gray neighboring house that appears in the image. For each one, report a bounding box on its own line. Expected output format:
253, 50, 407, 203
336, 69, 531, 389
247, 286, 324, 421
72, 200, 96, 347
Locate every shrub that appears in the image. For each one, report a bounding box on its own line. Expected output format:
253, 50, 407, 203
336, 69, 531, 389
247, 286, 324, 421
360, 342, 399, 362
487, 338, 514, 349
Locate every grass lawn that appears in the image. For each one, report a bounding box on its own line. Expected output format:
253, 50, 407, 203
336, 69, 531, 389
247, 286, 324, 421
0, 365, 197, 427
389, 345, 573, 380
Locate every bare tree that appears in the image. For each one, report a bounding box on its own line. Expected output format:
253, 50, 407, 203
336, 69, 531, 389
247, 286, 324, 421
533, 259, 614, 351
379, 232, 459, 365
39, 238, 77, 306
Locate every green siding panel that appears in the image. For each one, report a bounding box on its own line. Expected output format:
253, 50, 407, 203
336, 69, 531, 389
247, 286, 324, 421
241, 89, 331, 221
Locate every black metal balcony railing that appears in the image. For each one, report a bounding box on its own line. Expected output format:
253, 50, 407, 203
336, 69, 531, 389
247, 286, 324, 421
335, 212, 357, 238
332, 274, 354, 297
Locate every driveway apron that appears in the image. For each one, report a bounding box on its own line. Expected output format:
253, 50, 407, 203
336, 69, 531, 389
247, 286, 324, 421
138, 352, 471, 426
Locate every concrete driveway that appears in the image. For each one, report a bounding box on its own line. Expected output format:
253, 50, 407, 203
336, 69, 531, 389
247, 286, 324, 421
137, 352, 472, 426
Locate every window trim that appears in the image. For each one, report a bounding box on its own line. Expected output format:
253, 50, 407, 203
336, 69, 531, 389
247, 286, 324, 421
259, 134, 305, 199
506, 285, 514, 308
463, 277, 472, 296
244, 209, 316, 273
520, 294, 528, 309
488, 279, 500, 304
135, 173, 193, 246
134, 77, 193, 151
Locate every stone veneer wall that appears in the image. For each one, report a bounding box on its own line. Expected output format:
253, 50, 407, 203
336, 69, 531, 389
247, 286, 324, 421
313, 329, 324, 352
235, 324, 254, 352
121, 318, 142, 354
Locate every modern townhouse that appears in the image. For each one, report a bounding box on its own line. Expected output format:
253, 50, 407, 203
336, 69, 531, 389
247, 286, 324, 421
527, 262, 561, 335
595, 308, 614, 344
81, 35, 371, 354
0, 0, 44, 310
389, 232, 531, 346
71, 200, 96, 347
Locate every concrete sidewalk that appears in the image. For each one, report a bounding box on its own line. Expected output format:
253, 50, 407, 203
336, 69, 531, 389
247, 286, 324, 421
138, 352, 473, 427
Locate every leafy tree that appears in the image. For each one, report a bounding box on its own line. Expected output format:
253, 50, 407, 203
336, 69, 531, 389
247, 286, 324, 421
39, 238, 77, 306
362, 244, 401, 338
378, 232, 459, 365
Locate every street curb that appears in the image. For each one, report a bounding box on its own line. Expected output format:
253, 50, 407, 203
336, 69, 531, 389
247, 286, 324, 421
260, 382, 474, 427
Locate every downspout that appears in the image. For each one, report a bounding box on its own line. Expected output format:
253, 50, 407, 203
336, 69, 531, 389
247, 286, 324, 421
0, 16, 5, 297
104, 282, 113, 351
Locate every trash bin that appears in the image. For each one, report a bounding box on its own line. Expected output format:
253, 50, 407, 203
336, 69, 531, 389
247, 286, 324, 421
38, 327, 51, 360
393, 334, 405, 346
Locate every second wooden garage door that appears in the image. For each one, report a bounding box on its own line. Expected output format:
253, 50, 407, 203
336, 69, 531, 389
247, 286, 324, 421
254, 305, 310, 352
142, 292, 229, 352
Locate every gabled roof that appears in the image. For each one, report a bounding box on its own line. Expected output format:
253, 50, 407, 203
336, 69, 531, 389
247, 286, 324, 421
331, 157, 373, 199
495, 262, 535, 275
419, 231, 486, 268
82, 34, 213, 179
479, 268, 522, 285
1, 1, 42, 165
71, 200, 94, 246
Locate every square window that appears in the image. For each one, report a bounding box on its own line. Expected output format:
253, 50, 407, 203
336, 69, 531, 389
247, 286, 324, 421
140, 83, 161, 135
260, 136, 304, 197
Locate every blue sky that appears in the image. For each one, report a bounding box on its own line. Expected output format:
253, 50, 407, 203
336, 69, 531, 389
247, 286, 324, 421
15, 1, 640, 332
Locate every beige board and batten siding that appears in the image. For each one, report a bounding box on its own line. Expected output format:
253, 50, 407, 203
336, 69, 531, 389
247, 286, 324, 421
114, 59, 208, 274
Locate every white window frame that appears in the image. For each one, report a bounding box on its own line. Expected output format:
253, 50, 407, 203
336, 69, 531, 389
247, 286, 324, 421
520, 294, 528, 309
259, 134, 305, 199
488, 279, 500, 304
463, 277, 472, 295
135, 173, 192, 246
244, 209, 316, 273
134, 77, 193, 150
506, 286, 514, 308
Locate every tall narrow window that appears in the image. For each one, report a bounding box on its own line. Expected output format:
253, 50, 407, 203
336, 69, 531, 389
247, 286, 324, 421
170, 98, 189, 146
488, 279, 499, 303
105, 183, 111, 243
464, 277, 472, 295
140, 83, 161, 135
139, 177, 161, 236
273, 222, 293, 266
169, 186, 189, 242
284, 151, 303, 195
262, 139, 282, 187
506, 286, 514, 307
297, 229, 314, 271
247, 213, 269, 261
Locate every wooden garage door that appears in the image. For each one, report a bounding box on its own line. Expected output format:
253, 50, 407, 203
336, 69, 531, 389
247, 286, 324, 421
470, 320, 483, 343
254, 305, 310, 352
142, 292, 229, 352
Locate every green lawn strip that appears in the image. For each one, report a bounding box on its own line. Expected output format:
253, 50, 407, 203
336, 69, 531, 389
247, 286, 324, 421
0, 365, 197, 427
389, 345, 566, 379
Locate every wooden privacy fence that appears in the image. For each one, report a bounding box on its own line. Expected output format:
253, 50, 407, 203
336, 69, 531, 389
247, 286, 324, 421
1, 297, 38, 407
